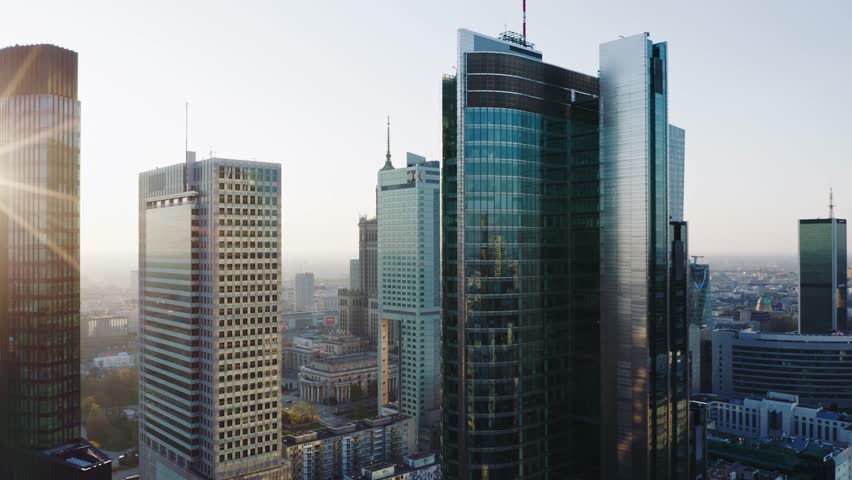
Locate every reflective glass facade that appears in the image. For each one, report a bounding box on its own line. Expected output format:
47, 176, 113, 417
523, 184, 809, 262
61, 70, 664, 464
599, 33, 689, 480
139, 157, 285, 479
799, 218, 847, 333
0, 44, 106, 479
442, 29, 600, 480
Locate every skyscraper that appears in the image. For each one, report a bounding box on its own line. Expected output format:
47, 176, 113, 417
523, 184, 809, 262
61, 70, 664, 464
377, 152, 441, 449
668, 125, 685, 222
349, 258, 361, 290
688, 261, 712, 393
799, 207, 847, 333
139, 154, 285, 479
442, 29, 601, 479
599, 33, 690, 479
0, 44, 111, 479
294, 272, 315, 312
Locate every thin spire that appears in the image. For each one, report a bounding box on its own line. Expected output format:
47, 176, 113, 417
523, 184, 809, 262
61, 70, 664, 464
381, 116, 394, 170
523, 0, 527, 41
830, 187, 835, 219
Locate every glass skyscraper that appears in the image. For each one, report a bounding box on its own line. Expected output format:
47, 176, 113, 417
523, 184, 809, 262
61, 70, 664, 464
442, 29, 601, 479
599, 33, 690, 480
139, 154, 285, 479
377, 152, 441, 449
668, 125, 685, 222
0, 44, 111, 479
799, 217, 847, 333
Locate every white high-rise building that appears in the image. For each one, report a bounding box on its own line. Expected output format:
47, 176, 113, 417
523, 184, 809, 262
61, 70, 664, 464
139, 155, 285, 479
377, 148, 441, 450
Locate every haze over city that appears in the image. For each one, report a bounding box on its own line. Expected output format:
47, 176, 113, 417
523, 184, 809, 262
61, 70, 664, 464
2, 0, 851, 287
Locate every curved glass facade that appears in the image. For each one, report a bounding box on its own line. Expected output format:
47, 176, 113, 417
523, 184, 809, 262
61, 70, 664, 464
442, 30, 600, 480
713, 330, 852, 408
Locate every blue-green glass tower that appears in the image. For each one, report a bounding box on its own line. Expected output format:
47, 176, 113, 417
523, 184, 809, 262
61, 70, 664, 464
441, 29, 601, 480
799, 207, 847, 334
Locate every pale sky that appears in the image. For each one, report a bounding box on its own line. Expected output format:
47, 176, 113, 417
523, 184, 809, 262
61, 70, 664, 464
3, 0, 851, 283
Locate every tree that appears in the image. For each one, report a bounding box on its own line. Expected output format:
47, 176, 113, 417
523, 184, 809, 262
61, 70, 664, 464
288, 401, 319, 425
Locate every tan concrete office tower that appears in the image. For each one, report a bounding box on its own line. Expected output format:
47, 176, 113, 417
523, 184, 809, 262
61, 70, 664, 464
139, 155, 285, 479
0, 44, 111, 479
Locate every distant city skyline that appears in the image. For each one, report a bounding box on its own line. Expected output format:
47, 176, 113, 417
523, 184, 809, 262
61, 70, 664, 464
3, 0, 850, 280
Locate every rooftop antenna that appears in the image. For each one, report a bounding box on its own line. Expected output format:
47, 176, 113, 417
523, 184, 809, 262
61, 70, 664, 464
381, 116, 394, 170
830, 188, 835, 219
522, 0, 527, 42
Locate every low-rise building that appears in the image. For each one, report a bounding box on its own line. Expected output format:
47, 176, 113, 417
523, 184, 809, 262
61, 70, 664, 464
283, 415, 416, 480
700, 391, 852, 446
299, 353, 398, 404
346, 452, 441, 480
93, 351, 134, 369
713, 329, 852, 408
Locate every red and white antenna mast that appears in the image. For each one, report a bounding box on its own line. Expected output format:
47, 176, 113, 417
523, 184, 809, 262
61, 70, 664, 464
523, 0, 527, 42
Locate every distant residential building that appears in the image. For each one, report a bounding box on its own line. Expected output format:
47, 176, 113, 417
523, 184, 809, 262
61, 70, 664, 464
713, 329, 852, 407
377, 151, 441, 449
93, 352, 134, 369
82, 315, 129, 338
295, 272, 316, 312
0, 43, 111, 479
799, 214, 847, 333
350, 259, 362, 290
299, 353, 398, 404
283, 414, 416, 480
139, 156, 284, 479
346, 452, 441, 480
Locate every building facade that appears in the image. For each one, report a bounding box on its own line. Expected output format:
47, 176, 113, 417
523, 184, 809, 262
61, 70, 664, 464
350, 259, 362, 291
294, 272, 315, 312
346, 453, 442, 480
283, 414, 416, 480
705, 391, 852, 446
139, 155, 285, 479
0, 44, 111, 479
377, 152, 441, 448
689, 262, 712, 393
712, 329, 852, 408
799, 217, 847, 333
298, 353, 397, 404
442, 29, 602, 479
668, 125, 685, 222
599, 33, 690, 480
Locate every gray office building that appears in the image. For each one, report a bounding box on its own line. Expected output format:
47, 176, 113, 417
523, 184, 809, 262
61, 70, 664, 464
294, 272, 315, 312
799, 216, 847, 333
377, 152, 441, 449
139, 154, 285, 479
600, 33, 690, 479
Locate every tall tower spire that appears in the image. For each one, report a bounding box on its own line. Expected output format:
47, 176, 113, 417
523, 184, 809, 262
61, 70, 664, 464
381, 116, 394, 170
830, 188, 835, 219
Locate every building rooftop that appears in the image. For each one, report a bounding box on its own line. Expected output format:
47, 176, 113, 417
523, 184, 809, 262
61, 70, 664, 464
283, 413, 412, 447
40, 439, 111, 472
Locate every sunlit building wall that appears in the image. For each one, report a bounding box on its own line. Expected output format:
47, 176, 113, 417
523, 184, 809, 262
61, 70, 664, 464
139, 155, 285, 479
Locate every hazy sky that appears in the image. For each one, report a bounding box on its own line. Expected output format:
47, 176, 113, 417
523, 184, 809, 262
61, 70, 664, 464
3, 0, 852, 281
